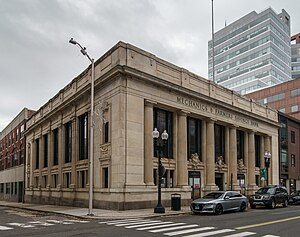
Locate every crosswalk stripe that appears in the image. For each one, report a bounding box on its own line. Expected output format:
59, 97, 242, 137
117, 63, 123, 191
262, 235, 280, 237
115, 220, 159, 227
100, 218, 143, 225
28, 221, 55, 226
0, 225, 13, 231
137, 223, 186, 231
164, 227, 216, 236
150, 224, 199, 233
8, 223, 35, 228
184, 229, 235, 237
222, 232, 256, 237
125, 221, 172, 228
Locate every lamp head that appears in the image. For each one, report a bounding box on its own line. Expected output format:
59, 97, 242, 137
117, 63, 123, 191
152, 128, 159, 139
69, 38, 77, 45
161, 130, 168, 140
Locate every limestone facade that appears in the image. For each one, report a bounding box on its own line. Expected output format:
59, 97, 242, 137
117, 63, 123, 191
25, 42, 280, 210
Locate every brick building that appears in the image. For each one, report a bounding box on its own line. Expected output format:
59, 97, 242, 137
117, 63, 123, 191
0, 108, 35, 202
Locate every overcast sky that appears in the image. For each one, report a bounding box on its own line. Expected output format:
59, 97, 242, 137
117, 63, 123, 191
1, 0, 300, 131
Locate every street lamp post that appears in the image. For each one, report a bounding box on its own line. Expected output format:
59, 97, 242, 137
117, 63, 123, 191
152, 128, 168, 214
264, 151, 271, 186
69, 38, 95, 216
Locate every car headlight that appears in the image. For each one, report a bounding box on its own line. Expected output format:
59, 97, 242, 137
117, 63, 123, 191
262, 195, 270, 200
203, 204, 214, 209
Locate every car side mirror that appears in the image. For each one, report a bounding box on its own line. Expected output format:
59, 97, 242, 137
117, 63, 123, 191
224, 196, 230, 200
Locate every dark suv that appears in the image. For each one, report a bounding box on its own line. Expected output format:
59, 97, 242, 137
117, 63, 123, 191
249, 185, 288, 209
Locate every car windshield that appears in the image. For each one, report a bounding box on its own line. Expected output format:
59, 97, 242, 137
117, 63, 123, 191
256, 187, 275, 194
203, 192, 224, 199
291, 191, 300, 195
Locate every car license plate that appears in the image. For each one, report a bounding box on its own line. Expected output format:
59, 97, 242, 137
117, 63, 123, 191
194, 205, 200, 210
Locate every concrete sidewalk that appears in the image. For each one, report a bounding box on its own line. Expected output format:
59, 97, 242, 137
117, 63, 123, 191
0, 201, 191, 220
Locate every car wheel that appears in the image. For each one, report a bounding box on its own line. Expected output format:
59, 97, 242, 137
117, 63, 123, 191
250, 204, 256, 209
283, 198, 288, 207
215, 204, 223, 215
240, 202, 247, 212
269, 199, 276, 209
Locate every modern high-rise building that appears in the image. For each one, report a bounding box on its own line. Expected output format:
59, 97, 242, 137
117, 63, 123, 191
291, 33, 300, 79
208, 8, 291, 95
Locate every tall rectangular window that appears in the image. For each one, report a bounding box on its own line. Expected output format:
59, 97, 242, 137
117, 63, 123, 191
291, 131, 295, 143
281, 149, 288, 173
43, 134, 48, 168
78, 170, 88, 188
104, 122, 109, 143
64, 122, 72, 163
214, 124, 225, 161
237, 130, 245, 161
53, 128, 59, 166
79, 113, 88, 160
103, 167, 109, 188
255, 135, 261, 167
51, 174, 58, 188
153, 108, 173, 158
63, 172, 71, 188
291, 154, 296, 167
187, 117, 202, 161
35, 138, 39, 169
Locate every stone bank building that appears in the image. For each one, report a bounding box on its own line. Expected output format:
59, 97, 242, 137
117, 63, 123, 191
25, 42, 280, 210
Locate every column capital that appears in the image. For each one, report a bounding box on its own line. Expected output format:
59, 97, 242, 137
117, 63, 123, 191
178, 110, 190, 117
205, 117, 217, 123
229, 124, 239, 129
145, 100, 157, 107
244, 128, 256, 134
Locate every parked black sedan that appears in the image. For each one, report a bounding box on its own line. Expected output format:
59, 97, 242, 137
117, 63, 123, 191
289, 190, 300, 205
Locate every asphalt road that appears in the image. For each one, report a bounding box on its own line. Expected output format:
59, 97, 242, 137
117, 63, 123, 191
1, 205, 300, 237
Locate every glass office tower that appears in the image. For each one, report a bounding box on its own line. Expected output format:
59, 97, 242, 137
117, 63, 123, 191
208, 8, 291, 95
291, 33, 300, 79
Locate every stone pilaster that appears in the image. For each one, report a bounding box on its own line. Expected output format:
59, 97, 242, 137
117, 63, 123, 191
224, 126, 229, 189
71, 116, 77, 189
203, 119, 218, 193
260, 136, 265, 187
229, 126, 240, 191
247, 131, 257, 194
144, 100, 155, 185
58, 126, 63, 189
177, 111, 188, 187
264, 136, 271, 185
201, 120, 207, 191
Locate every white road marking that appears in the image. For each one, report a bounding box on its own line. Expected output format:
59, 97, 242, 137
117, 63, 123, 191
164, 227, 215, 236
137, 222, 186, 231
115, 220, 160, 227
125, 221, 171, 228
28, 221, 55, 226
0, 225, 13, 231
8, 223, 35, 228
149, 224, 199, 233
222, 232, 256, 237
99, 218, 143, 224
262, 235, 280, 237
184, 229, 235, 237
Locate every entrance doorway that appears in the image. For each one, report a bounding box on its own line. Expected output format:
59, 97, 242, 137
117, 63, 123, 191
188, 171, 201, 200
238, 174, 245, 195
18, 182, 23, 202
215, 173, 224, 191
